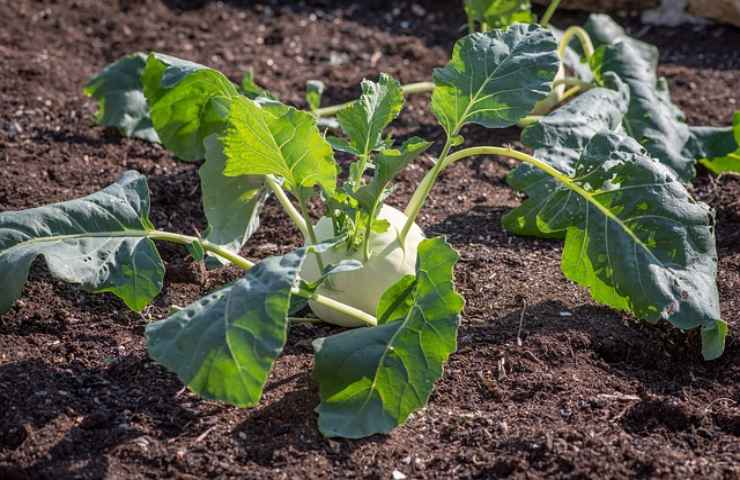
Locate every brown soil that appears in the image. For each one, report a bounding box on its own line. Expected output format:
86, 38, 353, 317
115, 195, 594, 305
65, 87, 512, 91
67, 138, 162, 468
1, 1, 739, 479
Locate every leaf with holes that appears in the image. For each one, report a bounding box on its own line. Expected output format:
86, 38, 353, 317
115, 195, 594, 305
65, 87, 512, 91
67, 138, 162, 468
508, 131, 725, 359
0, 171, 164, 313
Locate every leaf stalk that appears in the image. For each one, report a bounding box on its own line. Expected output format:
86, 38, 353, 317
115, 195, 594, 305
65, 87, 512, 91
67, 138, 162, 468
264, 175, 310, 239
314, 82, 435, 118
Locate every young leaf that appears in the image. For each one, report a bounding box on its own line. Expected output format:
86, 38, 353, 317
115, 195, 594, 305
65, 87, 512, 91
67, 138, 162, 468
223, 96, 337, 195
200, 135, 269, 266
305, 80, 325, 111
507, 131, 724, 359
146, 248, 307, 407
142, 53, 240, 162
351, 137, 432, 211
313, 237, 464, 438
84, 53, 158, 142
241, 69, 272, 99
504, 74, 629, 238
0, 171, 164, 313
337, 74, 405, 158
694, 112, 740, 174
432, 24, 560, 135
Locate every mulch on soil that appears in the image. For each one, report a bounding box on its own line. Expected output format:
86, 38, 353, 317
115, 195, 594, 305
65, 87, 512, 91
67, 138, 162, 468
0, 1, 738, 478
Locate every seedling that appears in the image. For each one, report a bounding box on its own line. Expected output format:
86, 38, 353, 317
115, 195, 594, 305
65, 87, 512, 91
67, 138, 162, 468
2, 10, 738, 440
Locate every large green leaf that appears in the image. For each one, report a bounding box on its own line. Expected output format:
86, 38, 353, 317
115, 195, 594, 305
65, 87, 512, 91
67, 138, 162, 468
223, 96, 337, 195
584, 14, 658, 71
507, 131, 725, 359
146, 248, 307, 407
350, 137, 432, 211
504, 73, 629, 238
464, 0, 535, 29
432, 24, 559, 135
313, 237, 464, 438
589, 42, 702, 180
142, 53, 240, 162
200, 135, 269, 266
84, 53, 158, 142
337, 74, 404, 158
694, 112, 740, 174
0, 171, 164, 313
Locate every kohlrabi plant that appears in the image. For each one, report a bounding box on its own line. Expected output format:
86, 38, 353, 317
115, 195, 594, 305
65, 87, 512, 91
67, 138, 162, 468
3, 9, 738, 440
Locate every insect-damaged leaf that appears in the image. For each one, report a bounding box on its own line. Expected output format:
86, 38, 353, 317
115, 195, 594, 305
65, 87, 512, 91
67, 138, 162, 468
146, 248, 307, 407
0, 171, 164, 313
508, 131, 725, 359
200, 135, 269, 267
313, 237, 463, 438
337, 73, 405, 158
142, 53, 240, 162
84, 53, 159, 142
223, 97, 337, 195
504, 73, 629, 238
431, 24, 559, 135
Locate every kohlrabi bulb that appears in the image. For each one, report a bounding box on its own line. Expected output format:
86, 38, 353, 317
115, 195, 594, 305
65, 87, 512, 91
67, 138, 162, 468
300, 204, 425, 327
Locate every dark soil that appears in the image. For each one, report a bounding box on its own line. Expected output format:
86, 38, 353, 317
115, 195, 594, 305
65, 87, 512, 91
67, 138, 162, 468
1, 1, 739, 479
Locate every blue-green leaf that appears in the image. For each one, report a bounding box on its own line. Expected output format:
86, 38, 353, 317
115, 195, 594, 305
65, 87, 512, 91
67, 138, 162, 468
146, 248, 307, 407
84, 53, 158, 142
431, 24, 559, 135
694, 112, 740, 174
507, 131, 724, 359
313, 237, 463, 438
200, 135, 268, 266
0, 171, 164, 313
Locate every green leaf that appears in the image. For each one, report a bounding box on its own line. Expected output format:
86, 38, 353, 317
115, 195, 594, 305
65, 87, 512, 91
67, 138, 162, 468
507, 131, 724, 358
702, 320, 729, 361
464, 0, 535, 29
241, 69, 272, 100
0, 171, 164, 313
695, 112, 740, 174
588, 42, 702, 180
200, 135, 268, 266
431, 24, 560, 135
313, 237, 464, 438
223, 96, 337, 195
305, 80, 325, 111
142, 53, 240, 162
584, 14, 658, 72
146, 248, 307, 407
504, 73, 629, 238
351, 137, 432, 211
337, 74, 405, 158
84, 53, 158, 142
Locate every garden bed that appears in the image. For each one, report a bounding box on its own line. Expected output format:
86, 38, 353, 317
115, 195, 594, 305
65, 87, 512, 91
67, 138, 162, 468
0, 0, 738, 478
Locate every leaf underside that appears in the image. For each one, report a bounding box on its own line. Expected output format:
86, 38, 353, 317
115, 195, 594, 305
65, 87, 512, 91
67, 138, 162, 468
146, 248, 308, 407
313, 237, 464, 438
0, 171, 164, 313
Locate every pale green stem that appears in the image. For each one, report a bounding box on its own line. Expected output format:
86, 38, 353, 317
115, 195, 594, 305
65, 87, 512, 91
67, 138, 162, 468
553, 77, 592, 90
314, 81, 435, 118
362, 201, 379, 262
516, 115, 544, 128
540, 0, 562, 27
148, 230, 376, 327
297, 196, 326, 272
264, 175, 309, 239
401, 137, 454, 242
558, 26, 595, 59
